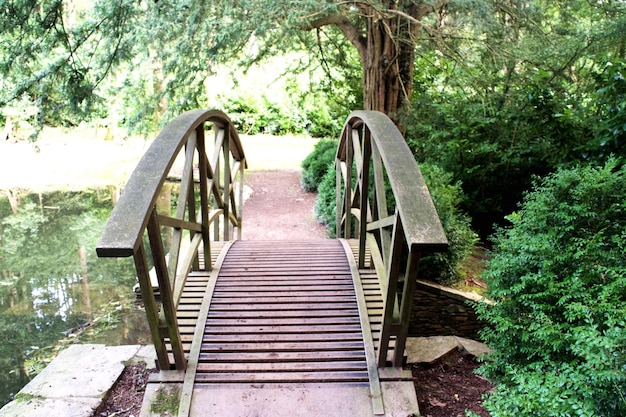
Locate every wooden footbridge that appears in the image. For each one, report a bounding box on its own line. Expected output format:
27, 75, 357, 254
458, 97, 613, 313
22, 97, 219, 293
97, 109, 447, 417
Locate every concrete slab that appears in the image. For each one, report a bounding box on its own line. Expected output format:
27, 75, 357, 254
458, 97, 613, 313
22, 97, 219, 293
140, 383, 181, 417
406, 336, 490, 364
406, 336, 460, 364
456, 336, 490, 359
20, 344, 140, 399
141, 382, 419, 417
133, 344, 159, 370
0, 396, 101, 417
0, 344, 147, 417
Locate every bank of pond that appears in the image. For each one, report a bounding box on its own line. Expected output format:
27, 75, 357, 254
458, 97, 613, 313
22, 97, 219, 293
0, 188, 151, 407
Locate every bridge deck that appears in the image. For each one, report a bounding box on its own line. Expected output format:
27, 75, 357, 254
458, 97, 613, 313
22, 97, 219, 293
197, 240, 369, 384
144, 239, 418, 417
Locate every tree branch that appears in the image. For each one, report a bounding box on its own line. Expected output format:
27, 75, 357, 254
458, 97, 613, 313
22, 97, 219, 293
306, 14, 366, 58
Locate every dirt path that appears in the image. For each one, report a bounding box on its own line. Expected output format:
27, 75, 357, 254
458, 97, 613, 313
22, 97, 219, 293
241, 170, 327, 240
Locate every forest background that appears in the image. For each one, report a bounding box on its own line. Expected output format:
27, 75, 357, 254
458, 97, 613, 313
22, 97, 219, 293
2, 0, 625, 235
1, 1, 625, 416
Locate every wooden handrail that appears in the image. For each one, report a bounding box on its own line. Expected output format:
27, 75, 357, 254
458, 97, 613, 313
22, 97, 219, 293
96, 109, 246, 371
335, 110, 448, 368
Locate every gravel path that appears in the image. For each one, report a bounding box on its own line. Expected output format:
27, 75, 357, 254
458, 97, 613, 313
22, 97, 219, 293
240, 170, 327, 240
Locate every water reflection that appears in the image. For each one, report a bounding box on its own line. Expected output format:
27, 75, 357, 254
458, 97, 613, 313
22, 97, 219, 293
0, 189, 151, 407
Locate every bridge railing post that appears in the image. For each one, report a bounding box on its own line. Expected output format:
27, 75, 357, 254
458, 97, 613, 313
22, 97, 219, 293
96, 110, 246, 371
336, 110, 448, 368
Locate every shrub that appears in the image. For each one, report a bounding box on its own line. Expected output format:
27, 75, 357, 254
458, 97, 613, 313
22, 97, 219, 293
314, 167, 338, 237
418, 164, 478, 286
476, 160, 626, 416
313, 160, 477, 285
300, 139, 338, 192
219, 95, 304, 135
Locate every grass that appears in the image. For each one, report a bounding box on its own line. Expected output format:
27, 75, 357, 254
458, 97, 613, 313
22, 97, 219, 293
239, 134, 319, 171
0, 126, 320, 192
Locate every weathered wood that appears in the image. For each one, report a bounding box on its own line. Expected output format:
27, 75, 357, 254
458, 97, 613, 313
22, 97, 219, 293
195, 371, 370, 384
165, 238, 414, 416
337, 111, 447, 251
96, 110, 246, 373
193, 240, 370, 387
196, 361, 368, 372
199, 350, 366, 363
178, 241, 232, 417
340, 239, 385, 415
97, 109, 245, 258
336, 111, 448, 369
147, 211, 186, 370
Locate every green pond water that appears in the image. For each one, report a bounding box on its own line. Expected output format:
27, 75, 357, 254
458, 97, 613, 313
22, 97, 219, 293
0, 189, 151, 407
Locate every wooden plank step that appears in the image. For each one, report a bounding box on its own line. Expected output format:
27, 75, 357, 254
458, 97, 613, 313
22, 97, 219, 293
202, 324, 363, 334
200, 341, 364, 352
220, 256, 349, 263
211, 290, 356, 297
214, 279, 353, 286
189, 240, 369, 386
194, 371, 369, 384
198, 351, 365, 363
196, 361, 367, 372
219, 265, 351, 272
206, 302, 359, 311
198, 332, 364, 343
208, 296, 357, 304
206, 310, 359, 319
204, 316, 361, 326
216, 270, 352, 277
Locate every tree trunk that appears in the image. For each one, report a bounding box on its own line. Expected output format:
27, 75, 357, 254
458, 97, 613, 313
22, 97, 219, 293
362, 14, 417, 134
319, 1, 443, 135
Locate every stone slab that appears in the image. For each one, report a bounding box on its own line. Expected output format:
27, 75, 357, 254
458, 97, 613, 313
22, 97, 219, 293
21, 344, 141, 399
0, 396, 101, 417
0, 344, 149, 417
406, 336, 490, 364
141, 381, 419, 417
406, 336, 460, 364
133, 344, 159, 370
456, 336, 490, 358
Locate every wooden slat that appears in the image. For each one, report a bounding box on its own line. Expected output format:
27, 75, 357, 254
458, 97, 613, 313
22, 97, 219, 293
199, 350, 366, 363
162, 238, 412, 417
192, 240, 370, 385
206, 302, 358, 311
196, 361, 367, 372
207, 310, 359, 318
195, 371, 369, 384
201, 341, 365, 352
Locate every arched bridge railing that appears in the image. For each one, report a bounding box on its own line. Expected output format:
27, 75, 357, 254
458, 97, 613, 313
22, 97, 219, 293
96, 109, 246, 371
335, 110, 448, 368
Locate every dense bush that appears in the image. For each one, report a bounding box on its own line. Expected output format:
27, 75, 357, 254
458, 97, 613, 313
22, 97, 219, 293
417, 164, 478, 285
311, 157, 477, 286
300, 139, 338, 192
219, 95, 305, 135
407, 80, 591, 238
313, 167, 337, 236
217, 81, 352, 138
476, 161, 626, 416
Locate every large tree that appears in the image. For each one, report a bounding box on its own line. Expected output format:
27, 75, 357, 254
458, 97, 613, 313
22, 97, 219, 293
305, 1, 449, 130
0, 0, 449, 135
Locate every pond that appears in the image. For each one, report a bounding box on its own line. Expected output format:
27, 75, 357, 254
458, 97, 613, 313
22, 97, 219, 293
0, 188, 151, 407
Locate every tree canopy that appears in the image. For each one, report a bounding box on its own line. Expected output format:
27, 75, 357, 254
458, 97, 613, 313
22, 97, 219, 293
1, 0, 455, 135
1, 0, 625, 230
